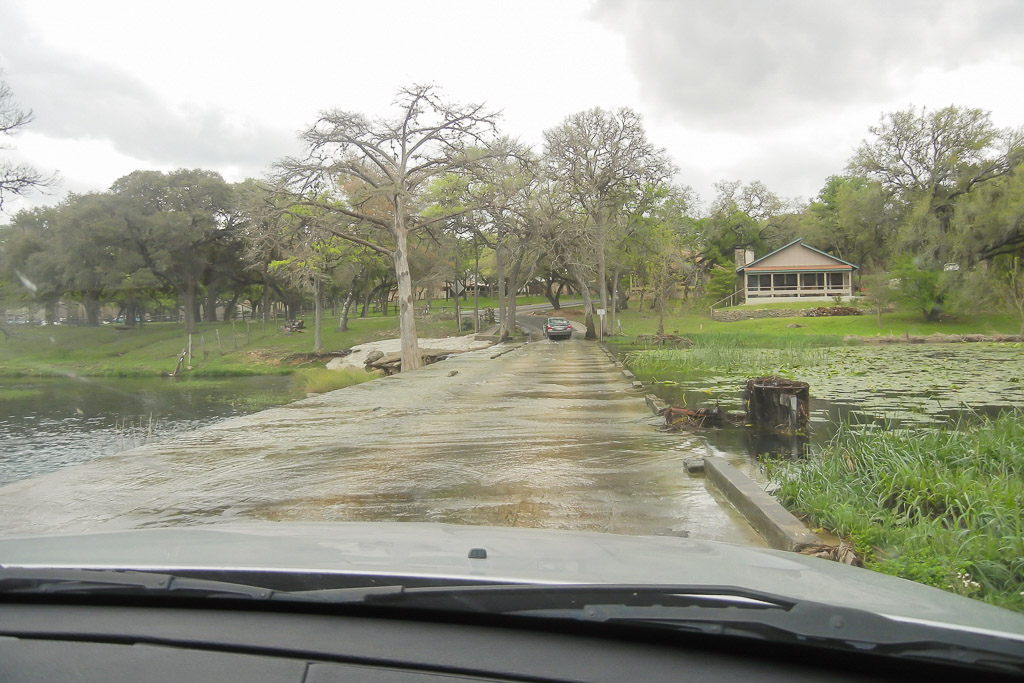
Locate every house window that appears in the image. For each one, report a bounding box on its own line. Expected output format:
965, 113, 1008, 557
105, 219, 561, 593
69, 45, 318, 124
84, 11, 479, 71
773, 273, 797, 289
747, 274, 759, 291
828, 272, 845, 288
800, 273, 823, 289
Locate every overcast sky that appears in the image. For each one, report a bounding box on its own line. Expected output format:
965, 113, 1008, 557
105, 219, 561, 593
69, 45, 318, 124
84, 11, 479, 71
2, 0, 1024, 217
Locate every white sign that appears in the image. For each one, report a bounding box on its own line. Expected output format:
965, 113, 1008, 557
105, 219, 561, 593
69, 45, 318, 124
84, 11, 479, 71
596, 309, 606, 316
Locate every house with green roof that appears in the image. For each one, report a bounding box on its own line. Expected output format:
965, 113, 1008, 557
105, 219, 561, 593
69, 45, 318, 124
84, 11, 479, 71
735, 239, 858, 302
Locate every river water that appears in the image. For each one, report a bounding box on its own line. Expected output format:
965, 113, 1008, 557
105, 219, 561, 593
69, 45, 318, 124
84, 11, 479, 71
0, 376, 294, 486
0, 340, 764, 546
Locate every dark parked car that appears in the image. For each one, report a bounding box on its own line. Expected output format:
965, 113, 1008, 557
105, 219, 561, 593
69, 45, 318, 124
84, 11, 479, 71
544, 317, 572, 340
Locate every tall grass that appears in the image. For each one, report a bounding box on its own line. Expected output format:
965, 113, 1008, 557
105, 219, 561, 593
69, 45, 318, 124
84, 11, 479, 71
622, 332, 833, 381
291, 367, 377, 395
767, 412, 1024, 612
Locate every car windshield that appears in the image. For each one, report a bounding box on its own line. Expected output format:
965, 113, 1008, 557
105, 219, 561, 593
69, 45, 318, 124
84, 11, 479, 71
1, 0, 1023, 668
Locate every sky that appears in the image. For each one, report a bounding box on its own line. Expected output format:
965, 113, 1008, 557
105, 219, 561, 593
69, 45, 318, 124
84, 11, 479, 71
2, 0, 1024, 217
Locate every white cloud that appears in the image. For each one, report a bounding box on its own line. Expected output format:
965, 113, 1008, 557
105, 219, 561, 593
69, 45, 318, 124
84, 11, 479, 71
2, 0, 1024, 214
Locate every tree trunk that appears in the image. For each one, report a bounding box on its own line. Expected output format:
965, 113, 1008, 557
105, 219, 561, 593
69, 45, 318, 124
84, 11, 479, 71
262, 280, 272, 323
495, 243, 508, 341
609, 266, 620, 336
393, 226, 422, 371
83, 292, 101, 326
544, 277, 562, 310
313, 279, 323, 353
223, 291, 241, 321
360, 270, 372, 318
203, 284, 219, 322
473, 239, 480, 332
338, 280, 357, 332
182, 279, 198, 333
597, 248, 608, 336
570, 263, 596, 340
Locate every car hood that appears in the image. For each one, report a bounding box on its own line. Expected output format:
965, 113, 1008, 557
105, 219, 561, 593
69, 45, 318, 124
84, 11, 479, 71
0, 521, 1021, 638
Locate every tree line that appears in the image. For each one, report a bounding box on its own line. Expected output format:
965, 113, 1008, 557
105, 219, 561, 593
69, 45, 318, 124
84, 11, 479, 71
3, 79, 1024, 366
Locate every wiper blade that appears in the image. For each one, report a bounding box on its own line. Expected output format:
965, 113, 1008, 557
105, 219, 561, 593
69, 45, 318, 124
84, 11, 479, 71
356, 583, 1024, 674
0, 567, 403, 603
3, 572, 1020, 673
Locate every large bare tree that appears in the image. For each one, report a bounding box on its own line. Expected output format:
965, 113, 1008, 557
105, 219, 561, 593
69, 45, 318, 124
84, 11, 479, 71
275, 85, 500, 371
544, 107, 673, 335
0, 72, 56, 211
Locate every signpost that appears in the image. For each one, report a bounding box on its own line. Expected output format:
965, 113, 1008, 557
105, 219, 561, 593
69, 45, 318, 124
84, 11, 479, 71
596, 308, 606, 341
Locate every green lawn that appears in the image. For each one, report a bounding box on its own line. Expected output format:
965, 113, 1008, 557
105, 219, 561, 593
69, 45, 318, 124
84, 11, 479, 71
612, 305, 1019, 343
0, 314, 469, 377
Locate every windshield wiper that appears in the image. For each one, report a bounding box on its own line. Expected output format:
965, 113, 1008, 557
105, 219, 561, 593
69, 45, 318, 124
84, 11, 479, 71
0, 567, 403, 602
2, 570, 1020, 673
353, 583, 1024, 674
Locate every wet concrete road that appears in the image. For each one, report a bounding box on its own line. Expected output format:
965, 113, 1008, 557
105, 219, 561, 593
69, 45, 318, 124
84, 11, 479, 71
0, 336, 764, 546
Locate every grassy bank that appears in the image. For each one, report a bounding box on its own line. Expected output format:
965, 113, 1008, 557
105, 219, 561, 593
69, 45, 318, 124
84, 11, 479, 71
0, 315, 467, 377
610, 305, 1020, 342
622, 334, 832, 380
767, 414, 1024, 613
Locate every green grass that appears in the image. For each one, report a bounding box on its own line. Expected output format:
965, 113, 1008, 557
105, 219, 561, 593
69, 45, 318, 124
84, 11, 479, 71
766, 413, 1024, 613
291, 367, 379, 394
0, 314, 470, 378
612, 305, 1020, 342
622, 334, 832, 380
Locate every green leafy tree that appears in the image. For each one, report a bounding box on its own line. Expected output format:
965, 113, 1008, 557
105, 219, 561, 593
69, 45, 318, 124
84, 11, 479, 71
544, 107, 674, 336
111, 169, 242, 333
850, 105, 1024, 259
892, 259, 947, 322
861, 273, 896, 327
805, 175, 898, 271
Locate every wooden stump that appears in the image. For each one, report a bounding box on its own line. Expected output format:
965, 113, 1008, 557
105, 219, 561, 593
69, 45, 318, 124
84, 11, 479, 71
744, 377, 809, 435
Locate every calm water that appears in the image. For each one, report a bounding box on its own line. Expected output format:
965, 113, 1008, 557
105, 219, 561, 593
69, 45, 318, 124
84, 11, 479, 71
0, 376, 295, 486
632, 343, 1024, 460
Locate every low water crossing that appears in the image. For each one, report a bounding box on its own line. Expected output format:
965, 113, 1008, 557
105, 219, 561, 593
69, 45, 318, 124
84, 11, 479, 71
0, 339, 764, 546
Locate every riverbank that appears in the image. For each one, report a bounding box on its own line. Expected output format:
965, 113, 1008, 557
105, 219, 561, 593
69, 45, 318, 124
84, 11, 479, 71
607, 304, 1024, 613
767, 412, 1024, 613
0, 315, 470, 377
613, 305, 1020, 342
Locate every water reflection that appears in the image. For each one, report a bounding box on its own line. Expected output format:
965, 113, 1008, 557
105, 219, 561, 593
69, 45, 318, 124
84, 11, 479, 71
0, 342, 766, 547
633, 344, 1024, 460
0, 376, 295, 485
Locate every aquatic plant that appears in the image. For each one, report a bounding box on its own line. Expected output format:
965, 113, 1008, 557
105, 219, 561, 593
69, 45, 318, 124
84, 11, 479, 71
767, 412, 1024, 613
623, 333, 831, 380
292, 367, 377, 395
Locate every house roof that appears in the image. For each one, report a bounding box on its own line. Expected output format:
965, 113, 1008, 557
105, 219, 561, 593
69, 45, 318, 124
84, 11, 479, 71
735, 239, 859, 273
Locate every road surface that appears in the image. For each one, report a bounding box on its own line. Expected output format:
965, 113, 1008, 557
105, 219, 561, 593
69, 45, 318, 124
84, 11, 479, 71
0, 332, 764, 546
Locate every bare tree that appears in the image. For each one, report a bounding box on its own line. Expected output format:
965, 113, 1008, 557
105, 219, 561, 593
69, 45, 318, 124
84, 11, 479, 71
275, 85, 501, 371
464, 147, 548, 340
0, 72, 57, 210
544, 107, 673, 335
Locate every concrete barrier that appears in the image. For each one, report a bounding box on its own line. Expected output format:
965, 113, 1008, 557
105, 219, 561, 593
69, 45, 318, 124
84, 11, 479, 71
703, 456, 822, 552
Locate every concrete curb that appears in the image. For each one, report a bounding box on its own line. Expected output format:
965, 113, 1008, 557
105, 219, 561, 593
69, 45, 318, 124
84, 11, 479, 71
703, 456, 822, 552
644, 394, 668, 415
